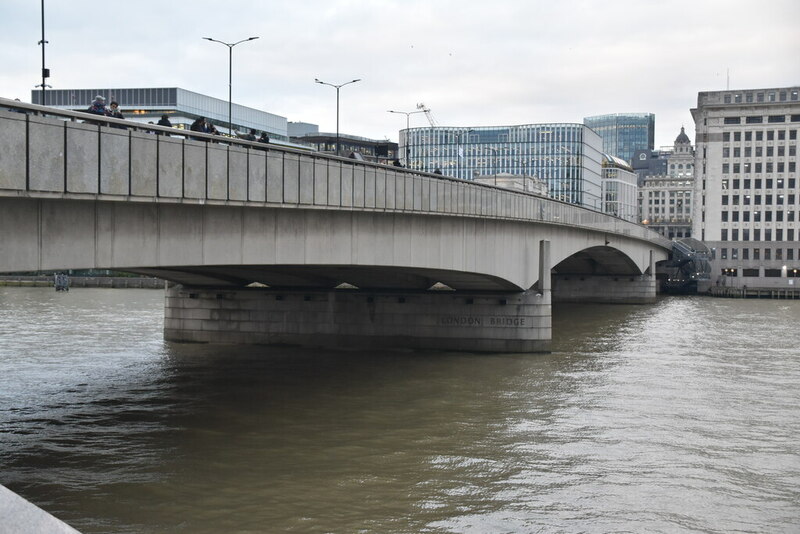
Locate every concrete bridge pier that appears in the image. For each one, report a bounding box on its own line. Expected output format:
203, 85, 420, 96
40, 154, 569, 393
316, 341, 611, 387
164, 240, 554, 353
552, 250, 657, 304
164, 285, 552, 353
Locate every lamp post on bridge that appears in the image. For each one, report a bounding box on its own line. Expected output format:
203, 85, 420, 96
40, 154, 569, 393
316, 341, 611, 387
387, 109, 427, 167
202, 35, 259, 137
35, 0, 51, 105
315, 78, 361, 157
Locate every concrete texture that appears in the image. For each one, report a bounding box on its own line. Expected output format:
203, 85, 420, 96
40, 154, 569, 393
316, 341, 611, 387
0, 110, 27, 190
0, 483, 82, 534
164, 285, 552, 353
100, 128, 130, 195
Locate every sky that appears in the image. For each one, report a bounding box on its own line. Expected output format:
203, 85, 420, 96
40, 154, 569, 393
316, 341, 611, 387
1, 0, 798, 148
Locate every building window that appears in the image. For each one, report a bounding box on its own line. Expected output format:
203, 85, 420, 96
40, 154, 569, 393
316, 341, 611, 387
724, 117, 741, 124
754, 248, 760, 260
721, 229, 728, 241
742, 249, 750, 260
743, 267, 758, 276
721, 211, 729, 222
755, 131, 763, 141
765, 248, 772, 260
768, 115, 786, 123
746, 116, 763, 124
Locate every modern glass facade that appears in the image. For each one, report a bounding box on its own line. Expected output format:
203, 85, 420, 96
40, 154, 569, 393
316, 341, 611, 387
403, 124, 603, 210
584, 113, 655, 164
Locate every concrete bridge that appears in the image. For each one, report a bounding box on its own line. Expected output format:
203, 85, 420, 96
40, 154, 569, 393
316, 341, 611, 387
0, 98, 670, 352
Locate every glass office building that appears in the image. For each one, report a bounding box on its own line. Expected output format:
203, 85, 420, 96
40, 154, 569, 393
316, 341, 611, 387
31, 87, 288, 140
583, 113, 655, 164
403, 124, 603, 210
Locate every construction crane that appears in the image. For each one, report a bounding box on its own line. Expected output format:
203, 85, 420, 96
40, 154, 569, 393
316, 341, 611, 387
416, 103, 438, 127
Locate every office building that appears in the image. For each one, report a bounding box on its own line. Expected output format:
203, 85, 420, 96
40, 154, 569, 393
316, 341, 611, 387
32, 87, 289, 141
601, 155, 638, 222
637, 127, 695, 239
692, 86, 800, 288
404, 124, 603, 210
584, 113, 655, 164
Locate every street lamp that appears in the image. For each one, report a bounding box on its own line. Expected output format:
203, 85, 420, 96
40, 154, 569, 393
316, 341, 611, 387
202, 36, 259, 136
388, 109, 427, 166
35, 0, 51, 105
315, 78, 361, 156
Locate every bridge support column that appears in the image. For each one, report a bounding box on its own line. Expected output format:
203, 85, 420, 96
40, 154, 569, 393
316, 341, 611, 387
164, 285, 552, 353
551, 273, 657, 304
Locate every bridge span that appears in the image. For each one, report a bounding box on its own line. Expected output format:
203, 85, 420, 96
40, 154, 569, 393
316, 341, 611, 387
0, 99, 670, 351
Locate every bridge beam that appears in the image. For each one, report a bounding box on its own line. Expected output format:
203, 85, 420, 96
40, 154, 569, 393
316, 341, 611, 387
164, 285, 552, 353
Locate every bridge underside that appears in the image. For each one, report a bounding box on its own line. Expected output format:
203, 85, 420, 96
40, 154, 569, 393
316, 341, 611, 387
127, 265, 520, 291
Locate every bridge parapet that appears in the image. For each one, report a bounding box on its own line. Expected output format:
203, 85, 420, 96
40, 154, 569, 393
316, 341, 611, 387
0, 98, 669, 249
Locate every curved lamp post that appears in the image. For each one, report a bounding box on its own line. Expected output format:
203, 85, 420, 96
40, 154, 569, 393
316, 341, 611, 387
202, 36, 259, 136
315, 78, 361, 156
387, 109, 427, 166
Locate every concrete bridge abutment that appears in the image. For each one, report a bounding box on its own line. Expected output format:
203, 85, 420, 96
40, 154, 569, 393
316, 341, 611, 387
551, 251, 658, 304
164, 285, 552, 353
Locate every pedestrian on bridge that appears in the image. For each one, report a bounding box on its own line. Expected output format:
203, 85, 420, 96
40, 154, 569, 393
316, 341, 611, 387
86, 95, 109, 116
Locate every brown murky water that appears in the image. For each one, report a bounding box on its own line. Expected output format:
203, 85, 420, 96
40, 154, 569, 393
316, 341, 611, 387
1, 288, 799, 533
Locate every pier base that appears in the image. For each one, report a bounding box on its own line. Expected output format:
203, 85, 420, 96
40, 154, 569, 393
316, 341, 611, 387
552, 274, 657, 304
164, 286, 552, 353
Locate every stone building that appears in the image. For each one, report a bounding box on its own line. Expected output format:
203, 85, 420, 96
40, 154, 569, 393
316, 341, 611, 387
692, 86, 800, 288
638, 127, 695, 239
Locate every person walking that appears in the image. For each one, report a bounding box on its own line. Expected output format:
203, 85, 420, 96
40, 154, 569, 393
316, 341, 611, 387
157, 114, 173, 128
86, 95, 109, 116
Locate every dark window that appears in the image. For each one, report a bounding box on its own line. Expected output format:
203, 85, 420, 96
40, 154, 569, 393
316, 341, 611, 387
746, 116, 763, 124
765, 229, 772, 241
767, 131, 774, 140
743, 268, 758, 276
734, 132, 741, 141
766, 179, 773, 188
765, 248, 772, 260
764, 268, 781, 277
754, 248, 760, 260
743, 248, 750, 260
756, 131, 763, 141
732, 211, 739, 222
721, 211, 729, 222
724, 117, 741, 124
768, 115, 786, 123
732, 229, 739, 241
755, 162, 762, 173
723, 132, 731, 141
744, 179, 751, 189
743, 229, 750, 241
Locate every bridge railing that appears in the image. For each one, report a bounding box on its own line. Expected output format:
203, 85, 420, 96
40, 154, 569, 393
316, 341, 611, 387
0, 98, 669, 248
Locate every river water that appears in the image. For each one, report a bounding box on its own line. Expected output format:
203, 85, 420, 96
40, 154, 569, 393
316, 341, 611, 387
0, 287, 798, 533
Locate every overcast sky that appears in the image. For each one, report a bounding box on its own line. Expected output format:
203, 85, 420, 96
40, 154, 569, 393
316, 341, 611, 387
2, 0, 798, 147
